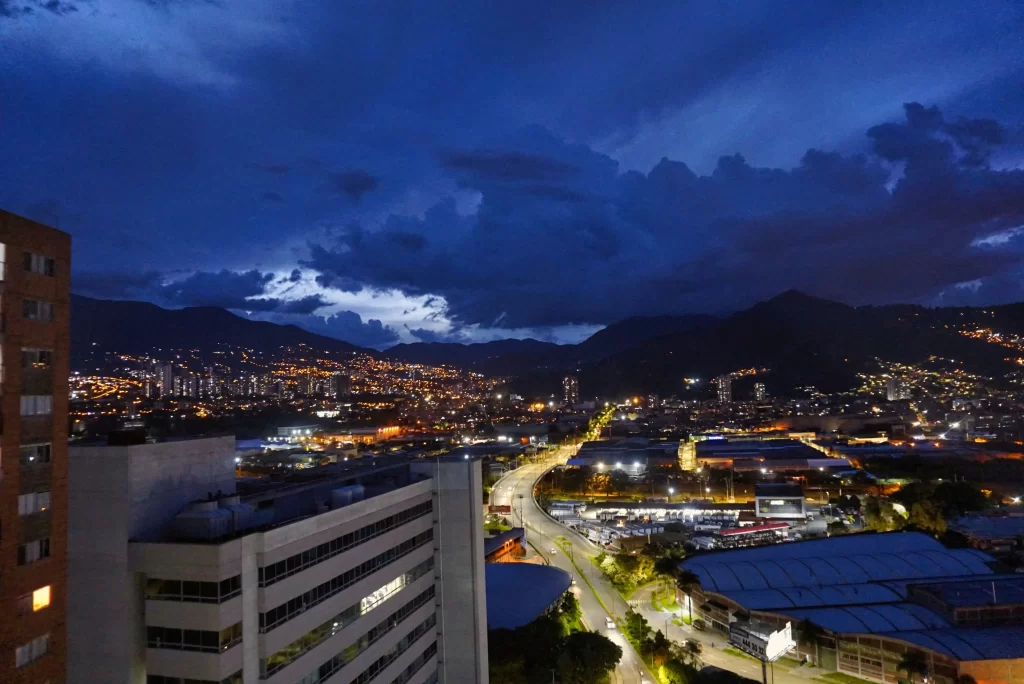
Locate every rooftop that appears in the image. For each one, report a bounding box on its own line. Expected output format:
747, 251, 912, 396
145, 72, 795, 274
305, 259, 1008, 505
485, 563, 572, 630
754, 483, 804, 499
912, 576, 1024, 608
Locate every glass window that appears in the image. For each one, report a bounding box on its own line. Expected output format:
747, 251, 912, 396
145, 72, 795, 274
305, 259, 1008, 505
32, 586, 51, 612
15, 633, 49, 668
23, 253, 55, 276
22, 349, 53, 369
20, 395, 52, 416
17, 538, 50, 565
22, 299, 55, 322
20, 443, 51, 466
18, 491, 50, 516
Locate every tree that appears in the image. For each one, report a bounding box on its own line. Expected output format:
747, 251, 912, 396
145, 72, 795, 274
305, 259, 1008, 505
559, 592, 582, 632
557, 631, 623, 684
609, 469, 630, 496
623, 608, 652, 643
676, 569, 702, 621
908, 501, 947, 536
864, 496, 906, 532
933, 481, 989, 517
897, 652, 929, 683
659, 658, 697, 684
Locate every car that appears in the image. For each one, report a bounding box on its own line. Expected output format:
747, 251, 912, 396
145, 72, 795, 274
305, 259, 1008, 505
692, 618, 706, 631
605, 617, 616, 630
550, 548, 557, 554
685, 639, 703, 653
571, 575, 577, 585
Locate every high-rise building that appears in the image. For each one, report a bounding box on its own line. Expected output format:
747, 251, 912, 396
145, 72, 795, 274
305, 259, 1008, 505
562, 374, 579, 407
67, 435, 488, 683
329, 372, 351, 398
156, 363, 173, 397
753, 382, 767, 402
0, 210, 71, 683
886, 377, 910, 401
715, 375, 732, 403
647, 393, 660, 409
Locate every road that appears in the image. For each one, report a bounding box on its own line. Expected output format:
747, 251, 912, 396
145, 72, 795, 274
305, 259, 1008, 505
491, 451, 656, 684
490, 451, 826, 684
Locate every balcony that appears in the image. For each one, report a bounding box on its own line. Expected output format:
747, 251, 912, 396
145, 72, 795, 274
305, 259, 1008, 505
20, 415, 53, 443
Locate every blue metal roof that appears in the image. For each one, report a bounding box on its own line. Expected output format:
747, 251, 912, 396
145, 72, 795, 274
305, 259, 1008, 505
485, 563, 572, 630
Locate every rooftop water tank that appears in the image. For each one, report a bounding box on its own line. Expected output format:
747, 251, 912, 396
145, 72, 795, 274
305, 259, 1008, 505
173, 500, 232, 540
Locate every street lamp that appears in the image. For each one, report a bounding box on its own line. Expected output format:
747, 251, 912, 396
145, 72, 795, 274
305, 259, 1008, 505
668, 487, 674, 502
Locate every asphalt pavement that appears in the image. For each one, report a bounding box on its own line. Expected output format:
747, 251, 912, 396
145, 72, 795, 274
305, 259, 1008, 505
491, 453, 655, 684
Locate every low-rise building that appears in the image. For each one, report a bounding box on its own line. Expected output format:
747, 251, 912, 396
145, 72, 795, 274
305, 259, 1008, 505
754, 483, 807, 519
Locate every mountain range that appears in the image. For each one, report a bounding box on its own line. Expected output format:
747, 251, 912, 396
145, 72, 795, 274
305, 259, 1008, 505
71, 291, 1024, 396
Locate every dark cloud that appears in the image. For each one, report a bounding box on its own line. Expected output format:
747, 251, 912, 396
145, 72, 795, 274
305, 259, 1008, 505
74, 270, 165, 300
295, 310, 399, 348
331, 170, 379, 201
305, 104, 1024, 328
288, 268, 302, 282
1, 0, 79, 18
442, 150, 576, 182
260, 191, 285, 203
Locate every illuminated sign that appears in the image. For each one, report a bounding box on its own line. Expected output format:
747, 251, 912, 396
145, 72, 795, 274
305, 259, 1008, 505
729, 621, 795, 663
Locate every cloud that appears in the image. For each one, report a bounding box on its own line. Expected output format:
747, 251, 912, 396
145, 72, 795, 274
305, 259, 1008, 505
304, 104, 1024, 328
73, 268, 330, 314
260, 190, 285, 203
331, 170, 379, 201
1, 0, 79, 18
298, 310, 399, 348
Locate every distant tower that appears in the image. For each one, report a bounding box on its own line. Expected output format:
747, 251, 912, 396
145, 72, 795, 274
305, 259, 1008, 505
157, 363, 174, 397
647, 393, 660, 409
562, 374, 579, 407
716, 375, 732, 404
886, 377, 909, 401
754, 382, 766, 402
329, 372, 351, 398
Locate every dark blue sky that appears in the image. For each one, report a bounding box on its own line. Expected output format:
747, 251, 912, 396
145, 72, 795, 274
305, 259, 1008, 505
2, 1, 1023, 348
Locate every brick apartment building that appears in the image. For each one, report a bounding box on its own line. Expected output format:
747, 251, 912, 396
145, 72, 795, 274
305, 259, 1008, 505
0, 210, 71, 683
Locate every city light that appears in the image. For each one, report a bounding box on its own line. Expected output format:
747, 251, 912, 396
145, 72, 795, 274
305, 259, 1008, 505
615, 462, 622, 469
1014, 496, 1021, 504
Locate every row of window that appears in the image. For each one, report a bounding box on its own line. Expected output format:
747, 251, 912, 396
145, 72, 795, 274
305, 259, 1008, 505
289, 587, 435, 683
262, 559, 435, 677
390, 643, 439, 684
15, 633, 49, 669
146, 672, 241, 684
260, 530, 434, 633
24, 252, 56, 276
145, 575, 241, 604
17, 490, 50, 516
299, 614, 437, 684
18, 537, 50, 565
259, 500, 433, 587
146, 622, 242, 653
20, 443, 51, 466
23, 298, 54, 322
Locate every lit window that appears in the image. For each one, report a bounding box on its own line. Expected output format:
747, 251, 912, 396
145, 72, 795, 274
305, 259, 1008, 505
32, 586, 50, 612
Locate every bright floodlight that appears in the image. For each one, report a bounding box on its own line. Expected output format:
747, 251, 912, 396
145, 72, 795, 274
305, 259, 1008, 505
615, 462, 622, 469
1014, 496, 1022, 504
760, 468, 767, 474
668, 487, 675, 494
706, 487, 711, 493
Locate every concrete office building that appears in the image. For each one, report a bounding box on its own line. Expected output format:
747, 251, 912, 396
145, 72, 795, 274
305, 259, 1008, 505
715, 375, 732, 403
562, 374, 579, 407
0, 210, 71, 683
67, 435, 488, 684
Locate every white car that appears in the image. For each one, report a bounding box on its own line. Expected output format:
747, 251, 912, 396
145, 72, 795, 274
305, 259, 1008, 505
550, 548, 557, 555
605, 617, 616, 630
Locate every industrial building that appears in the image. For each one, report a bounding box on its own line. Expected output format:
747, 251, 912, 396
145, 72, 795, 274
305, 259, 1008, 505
67, 435, 488, 684
680, 532, 1024, 684
694, 438, 850, 472
566, 438, 681, 477
0, 210, 72, 684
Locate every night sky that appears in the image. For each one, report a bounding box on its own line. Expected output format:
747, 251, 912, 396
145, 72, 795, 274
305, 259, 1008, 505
2, 1, 1024, 348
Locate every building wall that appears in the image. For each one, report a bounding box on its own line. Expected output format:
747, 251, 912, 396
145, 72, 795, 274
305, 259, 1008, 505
413, 458, 489, 684
67, 436, 238, 684
0, 210, 71, 683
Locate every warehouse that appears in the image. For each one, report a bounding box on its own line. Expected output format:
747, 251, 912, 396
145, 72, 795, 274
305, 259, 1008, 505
679, 532, 1024, 684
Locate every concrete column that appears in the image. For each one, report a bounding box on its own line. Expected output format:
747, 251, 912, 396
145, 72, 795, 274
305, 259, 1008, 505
431, 457, 489, 684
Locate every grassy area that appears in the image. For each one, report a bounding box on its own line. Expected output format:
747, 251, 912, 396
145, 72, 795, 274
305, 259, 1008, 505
776, 656, 802, 668
814, 673, 877, 684
723, 647, 763, 663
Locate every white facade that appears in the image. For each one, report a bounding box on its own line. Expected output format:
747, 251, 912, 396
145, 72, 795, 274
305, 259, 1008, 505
68, 438, 486, 684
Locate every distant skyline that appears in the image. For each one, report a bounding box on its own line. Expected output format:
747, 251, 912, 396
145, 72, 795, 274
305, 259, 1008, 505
3, 1, 1024, 348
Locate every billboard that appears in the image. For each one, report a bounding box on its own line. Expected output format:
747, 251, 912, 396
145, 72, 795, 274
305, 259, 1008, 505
489, 505, 512, 514
729, 621, 795, 663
